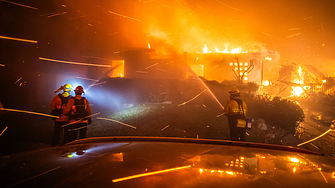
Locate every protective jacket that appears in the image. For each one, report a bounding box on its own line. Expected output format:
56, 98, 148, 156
62, 95, 92, 124
224, 97, 248, 128
50, 94, 72, 122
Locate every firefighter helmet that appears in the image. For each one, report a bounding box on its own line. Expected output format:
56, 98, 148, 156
74, 86, 85, 94
229, 87, 240, 95
63, 84, 72, 92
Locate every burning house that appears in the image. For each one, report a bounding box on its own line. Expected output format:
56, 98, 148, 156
268, 63, 335, 97
83, 44, 278, 86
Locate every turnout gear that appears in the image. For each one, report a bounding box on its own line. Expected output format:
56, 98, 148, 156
50, 84, 73, 146
224, 89, 248, 141
227, 99, 247, 128
70, 97, 89, 120
50, 94, 72, 122
62, 85, 92, 144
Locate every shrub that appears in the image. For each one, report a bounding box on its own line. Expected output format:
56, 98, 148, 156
245, 95, 305, 134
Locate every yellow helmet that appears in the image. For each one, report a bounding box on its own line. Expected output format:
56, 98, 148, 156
229, 87, 240, 95
63, 84, 72, 92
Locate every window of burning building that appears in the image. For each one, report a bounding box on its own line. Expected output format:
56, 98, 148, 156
191, 64, 205, 77
108, 60, 124, 78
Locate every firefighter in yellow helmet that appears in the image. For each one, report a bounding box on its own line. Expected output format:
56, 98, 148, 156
224, 87, 248, 141
50, 84, 73, 146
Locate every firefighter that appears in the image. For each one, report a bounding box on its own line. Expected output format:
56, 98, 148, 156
62, 86, 92, 143
50, 83, 73, 146
224, 87, 248, 141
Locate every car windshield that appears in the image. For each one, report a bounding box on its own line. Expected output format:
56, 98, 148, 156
0, 0, 335, 158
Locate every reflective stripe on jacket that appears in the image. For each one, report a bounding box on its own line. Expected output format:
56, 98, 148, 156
224, 99, 247, 116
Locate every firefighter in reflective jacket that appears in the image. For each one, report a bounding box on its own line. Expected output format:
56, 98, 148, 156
62, 86, 92, 143
224, 87, 248, 141
50, 84, 73, 146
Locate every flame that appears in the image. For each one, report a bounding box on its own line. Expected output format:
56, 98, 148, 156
293, 167, 296, 173
148, 43, 150, 49
202, 45, 246, 54
289, 157, 300, 163
265, 57, 272, 61
203, 44, 208, 53
292, 87, 304, 96
263, 80, 269, 86
222, 46, 229, 53
230, 48, 241, 54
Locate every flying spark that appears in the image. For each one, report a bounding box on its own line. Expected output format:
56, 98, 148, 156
303, 16, 313, 20
310, 143, 319, 149
288, 28, 300, 30
262, 32, 271, 37
61, 112, 101, 128
97, 117, 136, 129
39, 57, 111, 67
216, 113, 225, 117
108, 11, 141, 21
161, 125, 169, 131
76, 77, 99, 82
68, 126, 88, 132
178, 89, 207, 106
142, 0, 156, 3
0, 127, 8, 136
321, 23, 324, 31
82, 55, 112, 62
0, 35, 37, 43
15, 77, 22, 84
156, 68, 167, 72
6, 166, 61, 187
69, 15, 87, 20
112, 165, 191, 182
287, 33, 301, 38
0, 108, 58, 118
48, 12, 67, 18
209, 64, 219, 72
88, 81, 107, 87
145, 63, 158, 69
136, 71, 148, 74
215, 0, 242, 11
0, 64, 5, 67
0, 0, 38, 10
